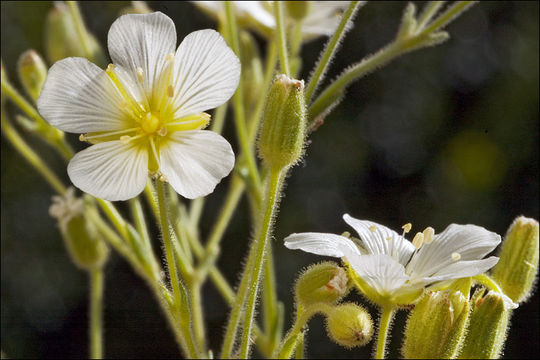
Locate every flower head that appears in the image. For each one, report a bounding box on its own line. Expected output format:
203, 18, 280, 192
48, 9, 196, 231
38, 12, 239, 201
285, 214, 501, 306
193, 1, 355, 40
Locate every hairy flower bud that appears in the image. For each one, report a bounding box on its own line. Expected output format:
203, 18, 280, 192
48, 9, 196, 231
17, 50, 47, 102
295, 261, 349, 306
491, 216, 539, 304
325, 303, 373, 348
402, 290, 470, 359
258, 74, 306, 170
459, 289, 517, 359
286, 1, 312, 21
49, 188, 108, 270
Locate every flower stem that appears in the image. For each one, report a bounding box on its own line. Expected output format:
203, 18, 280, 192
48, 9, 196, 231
416, 1, 446, 30
239, 169, 285, 358
66, 1, 92, 60
1, 110, 67, 195
89, 268, 104, 359
274, 1, 290, 76
376, 307, 395, 359
305, 1, 362, 103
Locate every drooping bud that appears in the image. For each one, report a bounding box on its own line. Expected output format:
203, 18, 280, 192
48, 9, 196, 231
44, 2, 105, 66
491, 216, 539, 304
239, 31, 264, 113
402, 290, 470, 359
295, 261, 349, 306
49, 188, 109, 270
286, 1, 312, 21
458, 289, 517, 359
17, 50, 48, 102
258, 74, 306, 170
325, 303, 373, 348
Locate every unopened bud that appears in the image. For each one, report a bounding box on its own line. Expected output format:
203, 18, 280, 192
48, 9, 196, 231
49, 188, 108, 270
402, 290, 470, 359
286, 1, 312, 21
459, 289, 517, 359
258, 74, 306, 170
491, 216, 539, 304
295, 261, 349, 306
325, 303, 373, 348
119, 1, 152, 15
17, 50, 48, 102
45, 2, 105, 65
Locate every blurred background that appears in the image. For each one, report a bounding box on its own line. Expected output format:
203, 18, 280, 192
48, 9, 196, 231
1, 1, 538, 358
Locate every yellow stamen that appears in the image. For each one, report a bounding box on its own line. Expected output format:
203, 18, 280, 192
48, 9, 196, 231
82, 127, 140, 141
106, 63, 145, 120
452, 252, 461, 261
402, 223, 412, 233
136, 67, 144, 83
157, 127, 167, 136
341, 231, 351, 238
369, 225, 377, 233
159, 174, 168, 182
167, 85, 174, 98
386, 237, 392, 242
166, 113, 211, 132
423, 227, 435, 244
79, 134, 87, 142
412, 232, 424, 249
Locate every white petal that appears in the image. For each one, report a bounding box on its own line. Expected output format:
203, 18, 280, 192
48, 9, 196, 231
159, 130, 234, 199
37, 58, 135, 133
417, 257, 500, 285
407, 224, 501, 279
302, 1, 353, 37
169, 29, 240, 118
284, 232, 361, 257
67, 141, 148, 201
108, 12, 177, 97
343, 214, 415, 264
235, 1, 276, 28
345, 253, 410, 295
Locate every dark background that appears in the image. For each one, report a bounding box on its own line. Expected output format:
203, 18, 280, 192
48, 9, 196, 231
1, 1, 538, 358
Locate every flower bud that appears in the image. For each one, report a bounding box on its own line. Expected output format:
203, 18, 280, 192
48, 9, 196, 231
325, 303, 373, 348
286, 1, 312, 21
17, 50, 48, 102
491, 216, 539, 304
402, 290, 470, 359
49, 188, 108, 270
295, 261, 349, 306
258, 74, 306, 170
119, 1, 152, 15
44, 2, 105, 65
458, 289, 517, 359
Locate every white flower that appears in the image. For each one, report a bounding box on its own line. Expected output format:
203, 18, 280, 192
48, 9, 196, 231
285, 214, 501, 306
193, 1, 355, 40
38, 12, 239, 201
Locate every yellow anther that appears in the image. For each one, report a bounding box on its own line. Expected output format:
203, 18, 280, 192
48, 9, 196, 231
157, 127, 167, 136
106, 63, 115, 72
341, 231, 351, 238
120, 135, 131, 144
423, 227, 435, 244
452, 252, 461, 261
369, 225, 377, 232
167, 85, 174, 98
136, 67, 144, 83
79, 134, 87, 142
402, 223, 412, 233
386, 237, 392, 242
159, 174, 168, 182
165, 53, 174, 62
412, 232, 424, 249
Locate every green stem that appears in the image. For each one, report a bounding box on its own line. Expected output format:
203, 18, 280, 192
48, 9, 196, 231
66, 1, 92, 59
376, 307, 395, 359
89, 268, 104, 359
262, 242, 280, 352
190, 282, 206, 353
239, 169, 285, 358
473, 274, 504, 293
274, 1, 290, 76
419, 1, 476, 36
1, 111, 67, 195
305, 1, 362, 103
294, 332, 304, 360
416, 1, 446, 30
224, 1, 262, 195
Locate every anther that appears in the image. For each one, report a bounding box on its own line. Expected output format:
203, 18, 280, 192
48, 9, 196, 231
402, 223, 412, 233
159, 174, 168, 182
136, 67, 144, 83
451, 252, 461, 261
369, 225, 377, 232
79, 134, 87, 142
106, 63, 115, 72
120, 135, 131, 144
165, 53, 174, 62
157, 127, 167, 136
423, 227, 435, 244
167, 85, 174, 98
341, 231, 351, 238
412, 232, 424, 249
386, 237, 392, 242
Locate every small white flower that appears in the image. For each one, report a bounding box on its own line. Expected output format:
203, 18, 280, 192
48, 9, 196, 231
193, 1, 355, 40
38, 12, 239, 201
285, 214, 501, 305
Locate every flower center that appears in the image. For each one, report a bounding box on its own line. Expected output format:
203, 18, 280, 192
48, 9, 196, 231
141, 112, 162, 134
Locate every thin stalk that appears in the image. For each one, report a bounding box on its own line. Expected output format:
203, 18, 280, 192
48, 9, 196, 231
416, 1, 446, 30
420, 1, 476, 36
294, 333, 304, 360
224, 1, 262, 194
274, 1, 290, 76
305, 1, 362, 102
89, 268, 104, 359
96, 199, 128, 239
66, 1, 92, 59
1, 111, 67, 195
262, 242, 279, 352
376, 307, 396, 359
239, 169, 285, 358
190, 282, 206, 352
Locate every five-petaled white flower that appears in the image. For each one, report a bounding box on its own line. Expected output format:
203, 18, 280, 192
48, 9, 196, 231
38, 12, 239, 201
285, 214, 501, 306
193, 1, 355, 40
